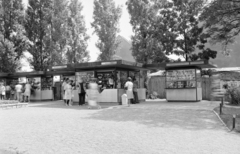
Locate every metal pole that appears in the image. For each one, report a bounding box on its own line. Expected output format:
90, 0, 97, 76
220, 97, 223, 115
232, 115, 236, 130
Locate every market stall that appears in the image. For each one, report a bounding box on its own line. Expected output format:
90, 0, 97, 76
7, 71, 52, 101
0, 73, 8, 85
145, 60, 216, 102
50, 60, 148, 104
46, 65, 75, 100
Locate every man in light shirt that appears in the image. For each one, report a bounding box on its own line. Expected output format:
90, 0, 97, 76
15, 82, 23, 102
62, 78, 69, 103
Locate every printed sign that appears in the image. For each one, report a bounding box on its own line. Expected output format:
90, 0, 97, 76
75, 71, 94, 83
53, 76, 60, 82
18, 77, 27, 83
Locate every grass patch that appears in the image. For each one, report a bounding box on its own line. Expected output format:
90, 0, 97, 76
213, 106, 240, 132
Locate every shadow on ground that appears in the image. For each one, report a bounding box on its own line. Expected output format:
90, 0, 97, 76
85, 104, 224, 131
28, 101, 119, 110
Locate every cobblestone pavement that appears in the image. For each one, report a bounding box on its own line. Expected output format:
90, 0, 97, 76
0, 100, 239, 154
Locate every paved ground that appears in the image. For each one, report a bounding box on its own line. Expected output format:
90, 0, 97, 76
0, 100, 240, 154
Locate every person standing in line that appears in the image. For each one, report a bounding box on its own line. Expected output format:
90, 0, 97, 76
62, 78, 67, 103
10, 84, 16, 100
132, 77, 139, 104
1, 83, 6, 100
24, 81, 31, 102
15, 82, 23, 102
64, 80, 72, 106
69, 80, 75, 106
21, 84, 25, 102
78, 79, 86, 106
124, 77, 134, 107
5, 83, 11, 100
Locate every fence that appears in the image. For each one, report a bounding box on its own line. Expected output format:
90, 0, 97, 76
148, 76, 166, 98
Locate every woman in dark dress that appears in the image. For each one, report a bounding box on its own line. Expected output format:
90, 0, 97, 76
78, 79, 86, 105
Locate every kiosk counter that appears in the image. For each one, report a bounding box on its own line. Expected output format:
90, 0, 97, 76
7, 71, 54, 101
145, 60, 216, 102
49, 60, 147, 103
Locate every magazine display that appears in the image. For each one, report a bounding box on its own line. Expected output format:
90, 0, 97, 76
166, 69, 201, 88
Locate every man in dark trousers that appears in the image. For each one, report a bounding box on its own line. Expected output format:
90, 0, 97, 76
78, 79, 86, 105
132, 77, 139, 104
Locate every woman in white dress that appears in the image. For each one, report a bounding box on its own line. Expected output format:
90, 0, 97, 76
64, 81, 72, 106
0, 83, 6, 100
124, 77, 134, 107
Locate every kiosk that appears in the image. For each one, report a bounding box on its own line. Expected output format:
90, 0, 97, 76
50, 60, 147, 103
145, 60, 216, 102
0, 73, 8, 84
7, 71, 54, 101
46, 65, 75, 100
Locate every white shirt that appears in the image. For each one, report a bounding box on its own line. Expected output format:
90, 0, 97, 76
62, 81, 66, 89
15, 84, 22, 93
125, 81, 133, 91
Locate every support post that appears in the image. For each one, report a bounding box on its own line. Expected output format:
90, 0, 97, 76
219, 97, 224, 115
232, 115, 236, 130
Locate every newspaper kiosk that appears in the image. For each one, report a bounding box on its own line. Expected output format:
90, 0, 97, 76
145, 60, 216, 102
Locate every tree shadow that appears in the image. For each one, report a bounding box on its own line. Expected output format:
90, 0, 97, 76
28, 101, 119, 110
84, 106, 225, 131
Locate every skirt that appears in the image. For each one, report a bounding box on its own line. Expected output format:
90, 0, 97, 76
126, 90, 133, 99
24, 89, 31, 97
65, 90, 72, 100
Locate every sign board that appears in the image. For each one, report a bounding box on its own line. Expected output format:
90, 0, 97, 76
76, 71, 94, 83
18, 77, 27, 83
53, 75, 60, 82
52, 65, 67, 69
101, 61, 117, 65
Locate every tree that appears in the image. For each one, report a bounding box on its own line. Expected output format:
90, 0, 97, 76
201, 0, 240, 53
50, 0, 69, 65
127, 0, 217, 63
24, 0, 54, 71
64, 0, 89, 64
0, 0, 30, 73
91, 0, 122, 61
25, 0, 89, 69
126, 0, 170, 63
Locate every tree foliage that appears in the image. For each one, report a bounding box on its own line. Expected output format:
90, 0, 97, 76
0, 0, 29, 73
91, 0, 122, 61
24, 0, 54, 71
127, 0, 217, 63
201, 0, 240, 53
64, 0, 89, 64
24, 0, 89, 71
50, 0, 89, 65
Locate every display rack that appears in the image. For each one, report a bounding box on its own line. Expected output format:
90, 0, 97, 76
166, 69, 201, 89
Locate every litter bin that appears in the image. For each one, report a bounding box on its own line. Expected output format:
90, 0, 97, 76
121, 93, 128, 106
